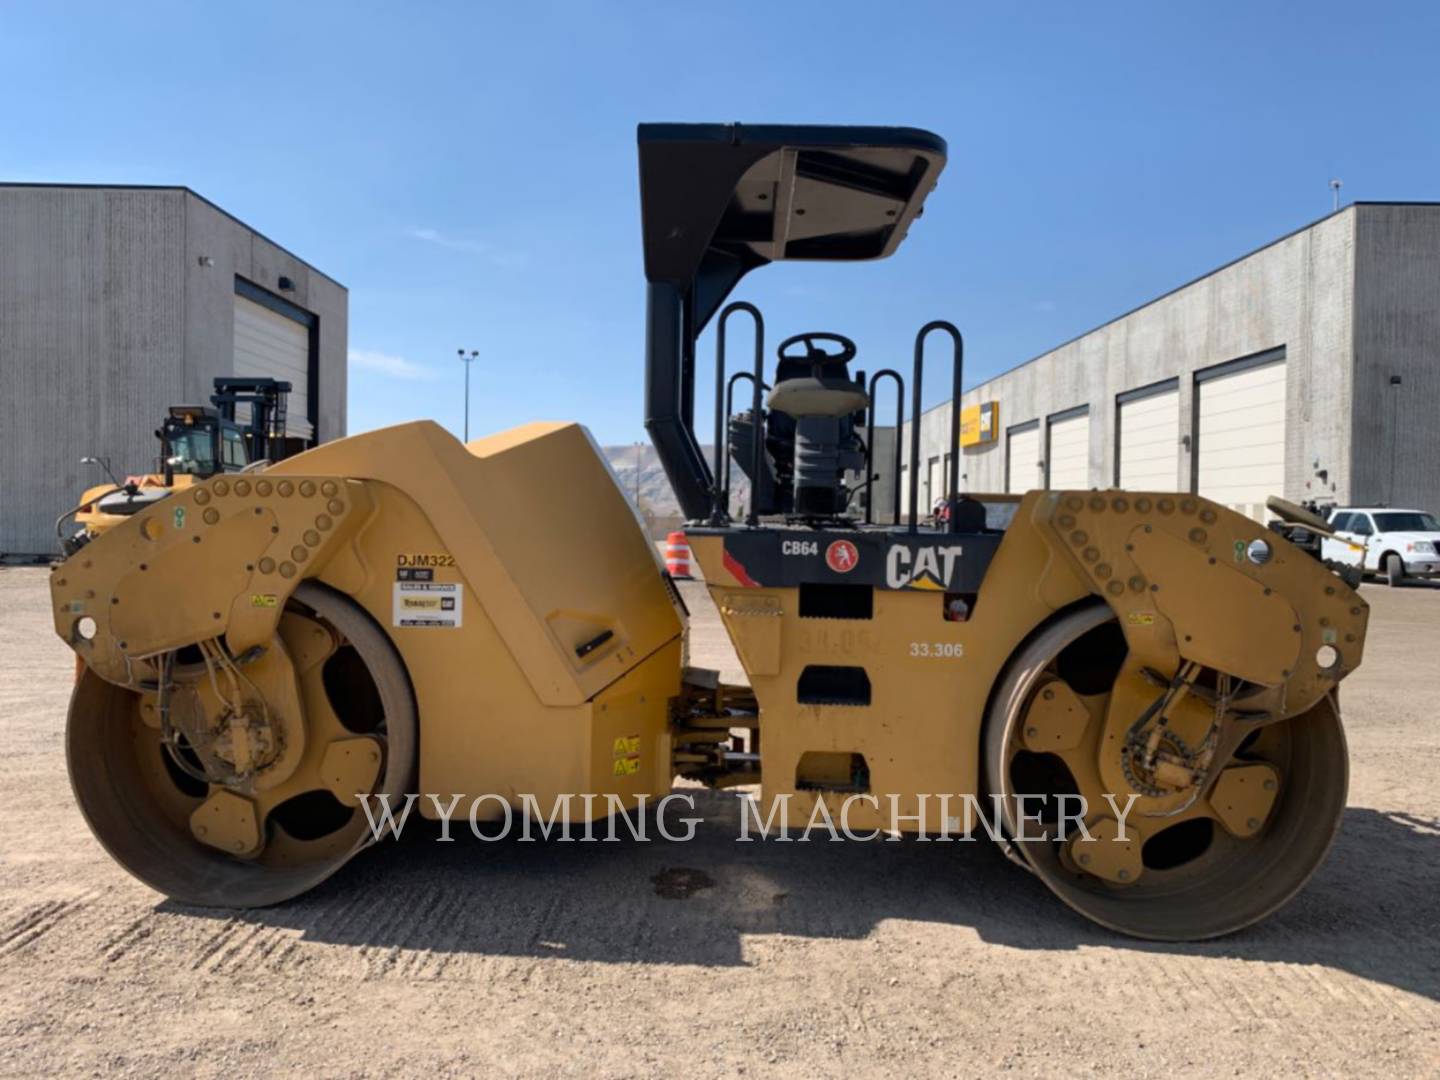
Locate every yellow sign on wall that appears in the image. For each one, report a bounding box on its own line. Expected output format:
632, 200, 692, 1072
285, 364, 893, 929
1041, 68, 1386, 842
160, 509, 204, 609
960, 402, 999, 447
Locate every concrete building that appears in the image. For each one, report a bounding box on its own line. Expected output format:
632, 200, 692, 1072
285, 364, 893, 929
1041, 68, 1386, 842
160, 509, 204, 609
900, 202, 1440, 523
1, 185, 347, 555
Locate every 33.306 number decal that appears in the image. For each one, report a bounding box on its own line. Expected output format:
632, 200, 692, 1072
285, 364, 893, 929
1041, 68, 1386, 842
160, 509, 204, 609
909, 641, 964, 658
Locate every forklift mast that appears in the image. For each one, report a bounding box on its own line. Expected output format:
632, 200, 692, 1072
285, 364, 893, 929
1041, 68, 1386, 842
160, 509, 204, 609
210, 377, 292, 464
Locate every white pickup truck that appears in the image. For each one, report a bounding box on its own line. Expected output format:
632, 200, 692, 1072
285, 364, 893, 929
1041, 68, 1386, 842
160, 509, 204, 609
1321, 507, 1440, 586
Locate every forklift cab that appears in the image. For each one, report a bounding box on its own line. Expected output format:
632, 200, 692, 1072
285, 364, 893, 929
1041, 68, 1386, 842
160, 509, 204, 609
66, 377, 294, 550
74, 405, 248, 534
158, 406, 250, 483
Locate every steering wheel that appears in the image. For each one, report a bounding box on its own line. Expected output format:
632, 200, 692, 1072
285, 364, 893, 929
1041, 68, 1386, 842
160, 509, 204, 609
777, 332, 857, 372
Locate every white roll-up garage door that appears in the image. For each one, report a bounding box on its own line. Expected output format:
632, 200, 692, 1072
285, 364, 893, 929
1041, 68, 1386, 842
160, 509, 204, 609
1196, 354, 1286, 522
1046, 409, 1090, 490
1117, 384, 1180, 490
926, 456, 942, 510
233, 294, 313, 442
1007, 424, 1041, 494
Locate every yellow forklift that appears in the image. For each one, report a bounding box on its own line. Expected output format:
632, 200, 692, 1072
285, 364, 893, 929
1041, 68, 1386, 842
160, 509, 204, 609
62, 377, 293, 553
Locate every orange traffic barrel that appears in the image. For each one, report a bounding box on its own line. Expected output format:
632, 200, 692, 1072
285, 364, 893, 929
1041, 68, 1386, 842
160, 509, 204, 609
664, 531, 694, 579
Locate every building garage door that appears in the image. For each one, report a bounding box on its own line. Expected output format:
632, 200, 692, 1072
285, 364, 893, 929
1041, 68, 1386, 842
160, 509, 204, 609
1196, 351, 1286, 522
1046, 407, 1090, 490
1007, 422, 1041, 494
1117, 380, 1179, 490
233, 292, 313, 442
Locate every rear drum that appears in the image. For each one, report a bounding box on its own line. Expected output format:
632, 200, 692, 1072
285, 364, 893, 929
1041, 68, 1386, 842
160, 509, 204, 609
982, 603, 1348, 940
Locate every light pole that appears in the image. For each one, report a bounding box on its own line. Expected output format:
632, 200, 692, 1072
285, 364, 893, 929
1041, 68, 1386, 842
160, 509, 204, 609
457, 348, 478, 440
1330, 178, 1343, 212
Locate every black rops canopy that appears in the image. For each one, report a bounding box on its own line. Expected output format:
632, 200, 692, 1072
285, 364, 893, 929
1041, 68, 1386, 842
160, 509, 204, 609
636, 122, 948, 521
638, 122, 947, 333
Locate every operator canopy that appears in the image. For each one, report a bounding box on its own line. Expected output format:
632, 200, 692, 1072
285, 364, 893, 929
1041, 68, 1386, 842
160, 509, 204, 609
638, 123, 947, 521
638, 122, 947, 332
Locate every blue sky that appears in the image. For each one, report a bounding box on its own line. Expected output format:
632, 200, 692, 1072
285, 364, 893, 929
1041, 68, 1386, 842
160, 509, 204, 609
4, 2, 1438, 445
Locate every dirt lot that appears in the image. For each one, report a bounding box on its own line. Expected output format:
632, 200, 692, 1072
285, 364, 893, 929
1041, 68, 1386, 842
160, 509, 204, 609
0, 565, 1436, 1077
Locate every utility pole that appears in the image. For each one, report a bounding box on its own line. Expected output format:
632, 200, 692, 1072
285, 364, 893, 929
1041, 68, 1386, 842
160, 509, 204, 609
1330, 178, 1343, 212
457, 348, 478, 440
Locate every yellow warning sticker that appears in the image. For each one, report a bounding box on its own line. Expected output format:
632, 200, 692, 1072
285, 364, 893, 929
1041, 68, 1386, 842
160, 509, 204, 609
612, 735, 641, 757
250, 594, 278, 608
613, 757, 641, 777
1126, 612, 1156, 626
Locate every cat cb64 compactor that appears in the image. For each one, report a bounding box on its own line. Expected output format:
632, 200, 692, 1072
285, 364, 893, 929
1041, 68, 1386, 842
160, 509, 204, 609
51, 123, 1367, 940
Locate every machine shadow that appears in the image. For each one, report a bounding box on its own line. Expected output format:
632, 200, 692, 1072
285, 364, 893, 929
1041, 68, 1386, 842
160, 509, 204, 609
166, 792, 1439, 1001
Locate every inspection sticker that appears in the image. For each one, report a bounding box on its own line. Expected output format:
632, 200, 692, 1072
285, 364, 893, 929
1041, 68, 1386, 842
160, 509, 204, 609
392, 581, 463, 628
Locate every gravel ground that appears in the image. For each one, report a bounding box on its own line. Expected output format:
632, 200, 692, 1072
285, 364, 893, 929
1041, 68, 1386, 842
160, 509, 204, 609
0, 564, 1436, 1077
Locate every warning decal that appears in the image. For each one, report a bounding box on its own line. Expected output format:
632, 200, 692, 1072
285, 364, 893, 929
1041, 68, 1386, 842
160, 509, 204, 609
612, 733, 641, 776
393, 581, 463, 628
825, 539, 859, 574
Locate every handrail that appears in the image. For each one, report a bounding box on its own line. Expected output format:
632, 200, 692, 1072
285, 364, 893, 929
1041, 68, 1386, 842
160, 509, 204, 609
907, 321, 964, 532
712, 302, 764, 524
864, 369, 905, 525
723, 370, 768, 515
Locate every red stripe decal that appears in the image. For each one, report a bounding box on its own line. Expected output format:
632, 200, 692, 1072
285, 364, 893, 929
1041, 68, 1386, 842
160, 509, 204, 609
722, 548, 759, 588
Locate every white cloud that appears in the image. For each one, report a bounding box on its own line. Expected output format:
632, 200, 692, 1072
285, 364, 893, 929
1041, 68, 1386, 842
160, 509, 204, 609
405, 226, 482, 252
405, 226, 525, 266
349, 348, 440, 381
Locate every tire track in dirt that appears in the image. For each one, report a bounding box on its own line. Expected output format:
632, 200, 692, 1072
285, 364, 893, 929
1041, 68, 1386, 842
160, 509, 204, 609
392, 888, 453, 980
0, 892, 97, 958
357, 887, 436, 979
263, 892, 365, 979
100, 910, 161, 963
187, 915, 243, 971
416, 886, 471, 980
358, 888, 428, 979
204, 919, 283, 975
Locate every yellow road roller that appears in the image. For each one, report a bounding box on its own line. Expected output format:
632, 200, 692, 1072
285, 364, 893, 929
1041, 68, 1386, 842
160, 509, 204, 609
50, 123, 1367, 939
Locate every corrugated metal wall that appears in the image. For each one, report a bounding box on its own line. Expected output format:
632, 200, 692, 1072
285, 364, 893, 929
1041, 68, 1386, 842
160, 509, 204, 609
901, 207, 1362, 506
0, 186, 348, 556
1351, 205, 1440, 511
0, 188, 185, 555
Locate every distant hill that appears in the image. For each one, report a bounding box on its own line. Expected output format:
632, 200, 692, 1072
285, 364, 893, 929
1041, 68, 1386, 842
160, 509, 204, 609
600, 443, 749, 524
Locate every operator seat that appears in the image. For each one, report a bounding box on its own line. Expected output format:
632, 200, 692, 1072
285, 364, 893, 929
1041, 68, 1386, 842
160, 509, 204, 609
728, 332, 870, 519
766, 333, 868, 517
768, 363, 869, 420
